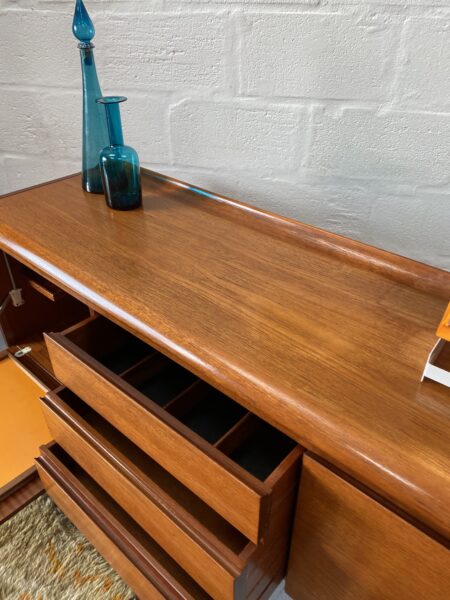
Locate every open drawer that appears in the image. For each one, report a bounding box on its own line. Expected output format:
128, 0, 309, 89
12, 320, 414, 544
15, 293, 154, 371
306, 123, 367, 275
44, 315, 299, 543
42, 389, 253, 598
36, 444, 212, 600
40, 388, 300, 599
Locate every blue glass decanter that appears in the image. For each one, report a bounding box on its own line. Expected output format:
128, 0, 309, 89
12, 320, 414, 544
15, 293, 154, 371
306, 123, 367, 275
96, 96, 142, 210
73, 0, 109, 193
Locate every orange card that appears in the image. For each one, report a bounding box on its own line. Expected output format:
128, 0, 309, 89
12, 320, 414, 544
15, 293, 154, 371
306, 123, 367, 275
437, 302, 450, 341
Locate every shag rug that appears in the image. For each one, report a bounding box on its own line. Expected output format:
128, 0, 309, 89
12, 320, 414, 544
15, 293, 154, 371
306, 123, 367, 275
0, 494, 134, 600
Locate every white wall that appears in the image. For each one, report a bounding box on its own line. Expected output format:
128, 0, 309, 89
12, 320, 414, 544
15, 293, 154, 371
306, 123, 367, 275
1, 0, 449, 270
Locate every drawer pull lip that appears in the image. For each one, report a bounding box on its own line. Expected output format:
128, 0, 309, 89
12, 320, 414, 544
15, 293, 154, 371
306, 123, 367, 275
37, 452, 131, 556
37, 447, 208, 600
35, 454, 169, 596
42, 390, 250, 578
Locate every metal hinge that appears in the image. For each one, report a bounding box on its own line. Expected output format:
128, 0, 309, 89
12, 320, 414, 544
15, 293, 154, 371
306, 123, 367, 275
0, 252, 25, 315
14, 346, 32, 358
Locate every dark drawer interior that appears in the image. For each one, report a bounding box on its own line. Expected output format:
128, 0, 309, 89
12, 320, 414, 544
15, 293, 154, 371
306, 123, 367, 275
63, 315, 297, 483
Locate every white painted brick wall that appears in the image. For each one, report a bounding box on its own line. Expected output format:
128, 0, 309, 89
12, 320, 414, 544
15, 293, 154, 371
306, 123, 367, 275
397, 18, 450, 110
240, 14, 400, 101
171, 100, 307, 171
308, 107, 450, 185
97, 13, 228, 92
0, 0, 449, 271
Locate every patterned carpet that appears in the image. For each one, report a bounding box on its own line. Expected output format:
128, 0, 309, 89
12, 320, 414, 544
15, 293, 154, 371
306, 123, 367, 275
0, 493, 291, 600
0, 494, 133, 600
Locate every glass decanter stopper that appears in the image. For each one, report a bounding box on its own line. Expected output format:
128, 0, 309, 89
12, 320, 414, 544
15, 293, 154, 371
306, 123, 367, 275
96, 96, 142, 210
73, 0, 109, 193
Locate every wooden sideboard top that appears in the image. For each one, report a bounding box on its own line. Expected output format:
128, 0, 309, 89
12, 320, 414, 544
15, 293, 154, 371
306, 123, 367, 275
1, 171, 449, 539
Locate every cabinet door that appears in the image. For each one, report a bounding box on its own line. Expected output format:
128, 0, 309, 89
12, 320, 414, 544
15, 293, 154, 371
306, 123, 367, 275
286, 455, 450, 600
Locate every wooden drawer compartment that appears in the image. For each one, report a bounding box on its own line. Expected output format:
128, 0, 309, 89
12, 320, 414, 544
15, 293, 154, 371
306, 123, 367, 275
36, 444, 212, 600
41, 387, 301, 599
45, 315, 298, 543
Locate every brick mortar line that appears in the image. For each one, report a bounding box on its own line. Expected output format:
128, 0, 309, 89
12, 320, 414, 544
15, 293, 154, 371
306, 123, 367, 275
2, 84, 449, 117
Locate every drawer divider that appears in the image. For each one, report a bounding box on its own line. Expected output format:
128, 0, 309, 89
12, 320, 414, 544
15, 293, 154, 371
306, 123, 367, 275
215, 413, 257, 454
164, 380, 208, 416
45, 330, 272, 542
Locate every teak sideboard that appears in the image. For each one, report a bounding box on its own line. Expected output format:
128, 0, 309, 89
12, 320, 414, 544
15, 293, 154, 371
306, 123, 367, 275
0, 170, 449, 600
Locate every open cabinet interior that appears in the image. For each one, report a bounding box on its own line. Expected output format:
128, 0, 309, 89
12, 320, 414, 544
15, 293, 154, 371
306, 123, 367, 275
0, 357, 52, 495
0, 253, 90, 387
0, 252, 89, 501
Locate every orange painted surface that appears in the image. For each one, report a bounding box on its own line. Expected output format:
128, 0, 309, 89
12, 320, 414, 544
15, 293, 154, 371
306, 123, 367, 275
436, 302, 450, 341
0, 357, 52, 488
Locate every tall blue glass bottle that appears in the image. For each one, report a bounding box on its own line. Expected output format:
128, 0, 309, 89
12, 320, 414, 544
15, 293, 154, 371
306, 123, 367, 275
73, 0, 109, 193
97, 96, 142, 210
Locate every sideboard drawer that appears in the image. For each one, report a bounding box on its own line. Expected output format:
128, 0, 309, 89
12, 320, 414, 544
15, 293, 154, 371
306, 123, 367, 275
41, 387, 256, 600
36, 444, 212, 600
45, 315, 298, 543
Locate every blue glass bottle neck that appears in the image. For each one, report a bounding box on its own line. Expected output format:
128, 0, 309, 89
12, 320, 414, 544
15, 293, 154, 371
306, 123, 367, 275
104, 103, 124, 147
79, 46, 101, 91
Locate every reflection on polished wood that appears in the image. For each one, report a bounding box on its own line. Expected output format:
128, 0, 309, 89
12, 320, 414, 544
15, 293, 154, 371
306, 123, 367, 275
0, 171, 449, 540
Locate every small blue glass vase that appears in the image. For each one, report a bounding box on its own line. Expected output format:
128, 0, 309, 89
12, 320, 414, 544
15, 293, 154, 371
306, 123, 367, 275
73, 0, 109, 193
96, 96, 142, 210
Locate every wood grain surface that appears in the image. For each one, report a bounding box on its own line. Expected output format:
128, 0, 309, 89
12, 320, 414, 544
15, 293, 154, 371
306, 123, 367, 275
245, 447, 301, 600
286, 455, 450, 600
40, 390, 249, 599
0, 171, 449, 538
45, 331, 270, 544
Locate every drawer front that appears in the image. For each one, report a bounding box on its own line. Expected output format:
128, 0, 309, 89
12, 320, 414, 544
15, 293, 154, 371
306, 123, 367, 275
37, 446, 212, 600
286, 455, 450, 600
45, 332, 269, 543
36, 461, 165, 600
41, 392, 247, 600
